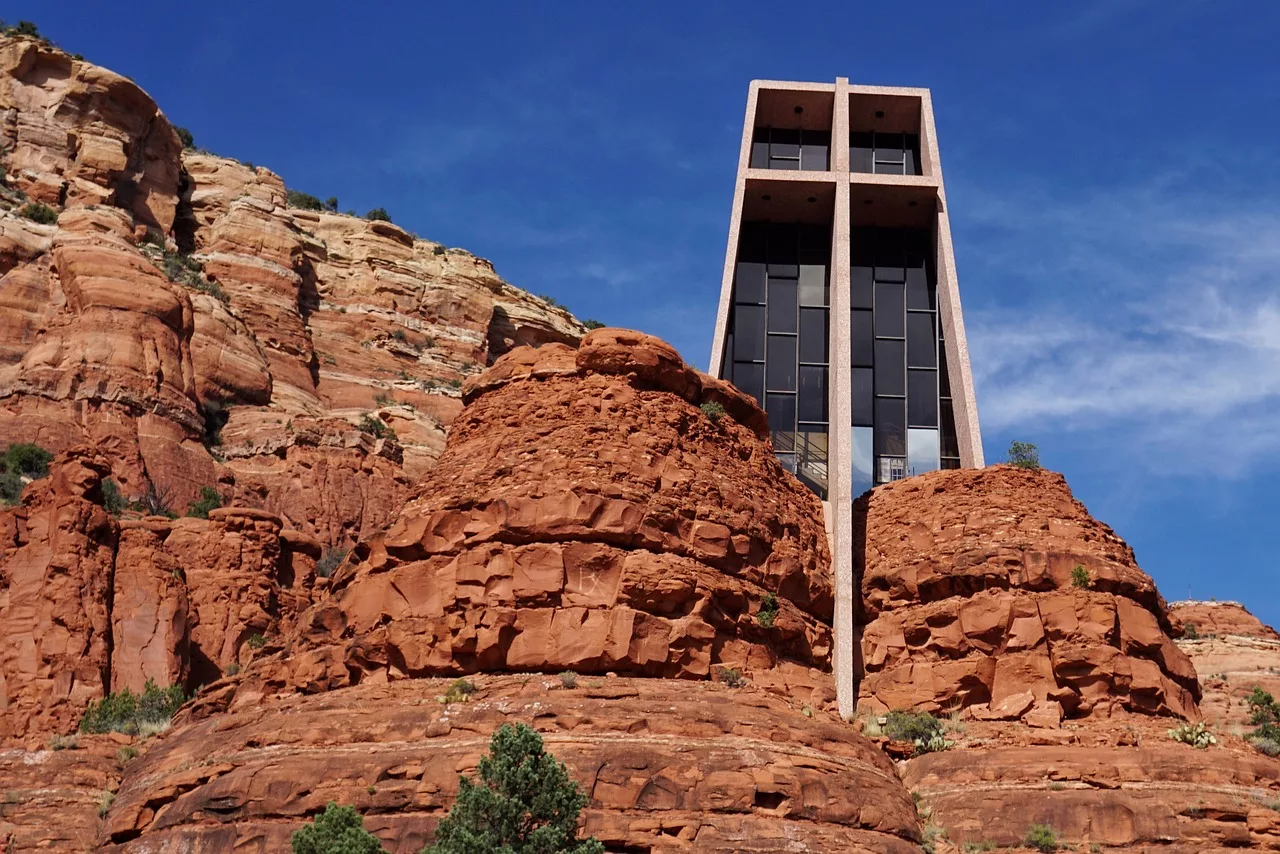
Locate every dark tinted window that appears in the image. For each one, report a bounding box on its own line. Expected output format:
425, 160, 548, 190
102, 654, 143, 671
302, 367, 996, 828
735, 263, 766, 304
940, 398, 959, 458
799, 265, 828, 306
767, 278, 798, 333
799, 308, 828, 363
939, 345, 952, 397
770, 128, 800, 158
766, 335, 797, 391
798, 365, 828, 422
851, 310, 873, 366
908, 369, 938, 426
850, 131, 874, 173
851, 265, 874, 309
874, 339, 905, 395
907, 313, 936, 367
751, 141, 769, 169
733, 305, 765, 361
874, 397, 906, 456
874, 283, 905, 337
733, 362, 763, 405
852, 368, 874, 426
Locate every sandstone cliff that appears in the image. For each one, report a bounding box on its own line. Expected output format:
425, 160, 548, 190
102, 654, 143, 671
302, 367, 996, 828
0, 32, 584, 548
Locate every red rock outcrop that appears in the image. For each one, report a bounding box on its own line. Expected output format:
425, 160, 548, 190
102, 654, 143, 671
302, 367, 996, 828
856, 466, 1201, 722
0, 33, 585, 546
1173, 600, 1280, 736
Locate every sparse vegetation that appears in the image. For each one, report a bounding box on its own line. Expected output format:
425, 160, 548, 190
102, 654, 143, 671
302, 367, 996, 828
4, 20, 42, 38
582, 319, 605, 330
186, 485, 223, 519
559, 671, 578, 689
79, 679, 185, 735
101, 478, 127, 516
151, 244, 230, 305
116, 746, 139, 764
133, 482, 176, 519
1183, 622, 1200, 640
246, 633, 267, 650
538, 294, 562, 308
358, 413, 394, 440
422, 722, 603, 854
316, 548, 347, 579
1024, 823, 1059, 852
882, 710, 953, 754
286, 190, 326, 211
1071, 565, 1091, 589
700, 401, 726, 423
1168, 721, 1217, 749
49, 734, 79, 751
98, 790, 115, 818
17, 201, 58, 224
719, 667, 745, 688
365, 207, 391, 222
323, 197, 339, 213
291, 802, 385, 854
447, 379, 462, 390
962, 843, 995, 853
1007, 440, 1040, 469
1, 442, 53, 504
174, 126, 195, 149
441, 678, 477, 704
757, 592, 778, 627
374, 392, 395, 406
432, 245, 446, 256
1246, 687, 1280, 755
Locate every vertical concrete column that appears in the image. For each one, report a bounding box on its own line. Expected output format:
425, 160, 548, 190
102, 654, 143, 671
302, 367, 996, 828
921, 92, 985, 467
830, 77, 855, 719
708, 84, 761, 373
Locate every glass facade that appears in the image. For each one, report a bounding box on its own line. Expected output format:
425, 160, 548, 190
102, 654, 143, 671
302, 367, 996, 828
722, 221, 831, 497
851, 226, 957, 492
849, 131, 921, 175
750, 127, 831, 171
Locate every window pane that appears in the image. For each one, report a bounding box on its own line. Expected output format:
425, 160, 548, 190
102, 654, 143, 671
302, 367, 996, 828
736, 262, 766, 304
852, 426, 874, 496
908, 428, 940, 477
851, 310, 873, 366
796, 426, 829, 497
767, 393, 796, 451
875, 133, 904, 161
770, 128, 800, 157
767, 278, 797, 333
877, 456, 906, 483
776, 452, 797, 473
875, 229, 904, 267
739, 222, 767, 262
733, 361, 763, 405
874, 339, 905, 395
874, 160, 906, 175
798, 365, 828, 423
799, 308, 829, 363
941, 457, 961, 470
874, 283, 905, 338
799, 224, 830, 261
905, 134, 921, 175
905, 266, 932, 310
751, 140, 769, 169
799, 265, 828, 307
852, 368, 873, 426
874, 264, 906, 284
770, 157, 799, 170
908, 369, 938, 426
874, 397, 906, 456
907, 313, 936, 367
801, 129, 831, 149
850, 131, 874, 173
733, 304, 765, 361
768, 225, 798, 265
800, 145, 828, 171
720, 340, 731, 378
939, 344, 952, 397
852, 265, 874, 309
766, 335, 797, 391
940, 398, 959, 458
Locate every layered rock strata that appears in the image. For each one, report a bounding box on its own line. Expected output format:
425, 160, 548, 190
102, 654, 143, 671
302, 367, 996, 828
0, 32, 584, 547
856, 466, 1201, 721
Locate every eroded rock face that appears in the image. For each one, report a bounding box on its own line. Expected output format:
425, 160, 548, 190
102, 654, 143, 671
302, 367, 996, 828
0, 34, 585, 546
1173, 600, 1280, 738
856, 466, 1201, 721
231, 330, 834, 703
103, 678, 920, 854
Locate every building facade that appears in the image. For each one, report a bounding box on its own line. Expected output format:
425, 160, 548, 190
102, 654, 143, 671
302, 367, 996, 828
707, 79, 984, 715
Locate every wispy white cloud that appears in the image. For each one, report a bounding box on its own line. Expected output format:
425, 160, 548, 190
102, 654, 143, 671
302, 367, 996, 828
962, 168, 1280, 476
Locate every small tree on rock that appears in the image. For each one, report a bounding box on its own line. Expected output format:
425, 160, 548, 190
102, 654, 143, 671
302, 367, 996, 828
423, 723, 603, 854
1006, 440, 1040, 469
291, 802, 385, 854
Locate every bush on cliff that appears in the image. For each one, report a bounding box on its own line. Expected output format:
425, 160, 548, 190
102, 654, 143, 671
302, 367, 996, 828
18, 202, 58, 224
316, 548, 347, 578
423, 723, 603, 854
1006, 441, 1040, 469
79, 679, 186, 735
1023, 823, 1059, 852
186, 485, 223, 519
365, 208, 392, 222
882, 710, 953, 754
0, 442, 53, 502
291, 802, 385, 854
287, 190, 325, 211
174, 126, 195, 149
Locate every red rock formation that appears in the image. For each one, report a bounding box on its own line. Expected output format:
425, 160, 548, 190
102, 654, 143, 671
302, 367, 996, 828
0, 736, 124, 850
1173, 600, 1280, 738
856, 466, 1201, 722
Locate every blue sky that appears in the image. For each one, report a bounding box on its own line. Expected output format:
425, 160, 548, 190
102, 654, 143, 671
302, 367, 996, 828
20, 1, 1280, 626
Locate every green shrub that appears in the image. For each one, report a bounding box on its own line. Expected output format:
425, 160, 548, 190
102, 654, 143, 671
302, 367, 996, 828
1007, 440, 1040, 469
316, 548, 347, 579
441, 678, 477, 704
559, 671, 578, 689
357, 414, 392, 439
1168, 721, 1216, 749
432, 245, 446, 256
323, 197, 339, 213
116, 746, 138, 763
423, 723, 603, 854
447, 379, 462, 390
186, 485, 223, 519
8, 20, 41, 38
1024, 823, 1059, 852
757, 592, 778, 627
17, 202, 58, 224
79, 679, 185, 735
101, 478, 127, 516
538, 294, 561, 308
246, 633, 267, 650
365, 208, 391, 222
1071, 565, 1090, 589
291, 802, 385, 854
174, 126, 194, 149
3, 442, 52, 478
0, 469, 22, 504
883, 710, 953, 754
286, 190, 325, 211
374, 392, 394, 406
582, 319, 605, 330
719, 667, 745, 688
700, 401, 726, 423
1248, 687, 1279, 725
1182, 622, 1200, 640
